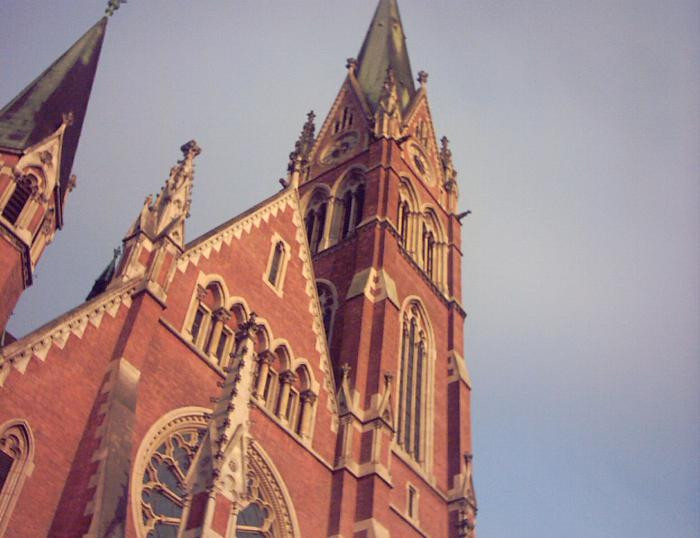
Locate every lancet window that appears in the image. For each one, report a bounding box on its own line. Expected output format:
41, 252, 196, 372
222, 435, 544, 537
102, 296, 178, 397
304, 190, 329, 254
0, 421, 33, 535
398, 199, 410, 245
422, 224, 435, 280
268, 242, 284, 286
397, 303, 431, 463
336, 177, 365, 240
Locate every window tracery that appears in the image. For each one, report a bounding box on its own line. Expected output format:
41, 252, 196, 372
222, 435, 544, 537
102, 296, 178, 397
397, 303, 431, 463
133, 411, 297, 537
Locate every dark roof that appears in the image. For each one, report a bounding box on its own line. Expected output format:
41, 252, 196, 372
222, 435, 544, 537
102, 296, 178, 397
356, 0, 415, 111
0, 18, 107, 199
85, 248, 119, 301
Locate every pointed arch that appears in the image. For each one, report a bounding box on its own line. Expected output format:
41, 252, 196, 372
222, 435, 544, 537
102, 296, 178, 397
397, 177, 420, 252
302, 185, 331, 254
331, 168, 368, 243
420, 206, 446, 289
131, 408, 300, 537
396, 297, 436, 470
0, 420, 34, 536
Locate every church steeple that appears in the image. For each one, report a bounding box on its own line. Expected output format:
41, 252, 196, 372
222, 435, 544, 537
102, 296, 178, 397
356, 0, 416, 111
0, 18, 107, 200
0, 17, 108, 333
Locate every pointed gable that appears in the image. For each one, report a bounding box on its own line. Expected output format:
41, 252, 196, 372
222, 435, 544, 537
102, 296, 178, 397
0, 18, 107, 198
356, 0, 415, 111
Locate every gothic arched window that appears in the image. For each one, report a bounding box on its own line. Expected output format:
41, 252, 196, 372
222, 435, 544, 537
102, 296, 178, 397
336, 173, 366, 241
304, 191, 329, 254
133, 410, 298, 537
188, 282, 234, 366
268, 242, 284, 285
397, 303, 431, 463
0, 421, 33, 535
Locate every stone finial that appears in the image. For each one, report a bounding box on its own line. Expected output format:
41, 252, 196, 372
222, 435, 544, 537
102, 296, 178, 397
105, 0, 127, 17
417, 70, 429, 87
346, 58, 358, 74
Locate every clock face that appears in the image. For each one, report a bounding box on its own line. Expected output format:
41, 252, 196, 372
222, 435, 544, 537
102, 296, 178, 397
319, 131, 360, 165
408, 144, 432, 183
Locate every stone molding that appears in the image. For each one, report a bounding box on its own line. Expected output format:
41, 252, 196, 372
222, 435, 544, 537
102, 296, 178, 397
0, 281, 138, 387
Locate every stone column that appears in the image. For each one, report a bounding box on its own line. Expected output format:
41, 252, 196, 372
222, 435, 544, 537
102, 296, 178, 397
276, 371, 296, 421
255, 352, 273, 400
298, 390, 317, 437
206, 307, 231, 356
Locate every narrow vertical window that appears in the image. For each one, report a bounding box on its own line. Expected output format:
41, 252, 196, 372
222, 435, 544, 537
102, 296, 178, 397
2, 175, 35, 225
398, 304, 430, 464
313, 202, 327, 253
305, 211, 315, 245
354, 183, 365, 226
407, 485, 417, 519
426, 233, 434, 280
268, 242, 284, 286
399, 201, 409, 245
341, 190, 353, 239
191, 307, 206, 343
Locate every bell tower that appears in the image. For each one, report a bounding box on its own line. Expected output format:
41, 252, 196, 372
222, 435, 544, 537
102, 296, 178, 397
294, 0, 476, 535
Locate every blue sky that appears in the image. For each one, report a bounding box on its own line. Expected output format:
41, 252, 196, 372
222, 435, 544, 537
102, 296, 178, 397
2, 1, 698, 536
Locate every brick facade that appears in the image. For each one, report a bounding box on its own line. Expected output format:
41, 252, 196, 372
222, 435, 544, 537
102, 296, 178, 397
0, 2, 476, 537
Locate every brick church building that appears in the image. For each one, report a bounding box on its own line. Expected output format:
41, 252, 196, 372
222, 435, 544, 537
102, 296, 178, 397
0, 1, 476, 536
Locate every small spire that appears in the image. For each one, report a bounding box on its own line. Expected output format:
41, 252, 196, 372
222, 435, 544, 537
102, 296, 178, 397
286, 111, 316, 186
128, 141, 201, 248
105, 0, 127, 17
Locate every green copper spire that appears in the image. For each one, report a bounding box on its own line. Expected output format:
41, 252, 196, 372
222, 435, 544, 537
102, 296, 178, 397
0, 18, 107, 199
356, 0, 416, 111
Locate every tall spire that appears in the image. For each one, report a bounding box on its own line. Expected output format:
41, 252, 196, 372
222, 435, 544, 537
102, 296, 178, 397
0, 18, 107, 199
356, 0, 415, 111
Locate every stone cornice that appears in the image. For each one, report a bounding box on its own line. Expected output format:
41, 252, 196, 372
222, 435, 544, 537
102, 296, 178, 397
0, 280, 138, 387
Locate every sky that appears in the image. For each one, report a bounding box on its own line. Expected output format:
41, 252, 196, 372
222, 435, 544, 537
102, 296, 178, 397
1, 1, 698, 536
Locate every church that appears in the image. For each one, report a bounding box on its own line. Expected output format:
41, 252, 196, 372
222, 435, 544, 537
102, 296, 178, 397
0, 1, 476, 536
